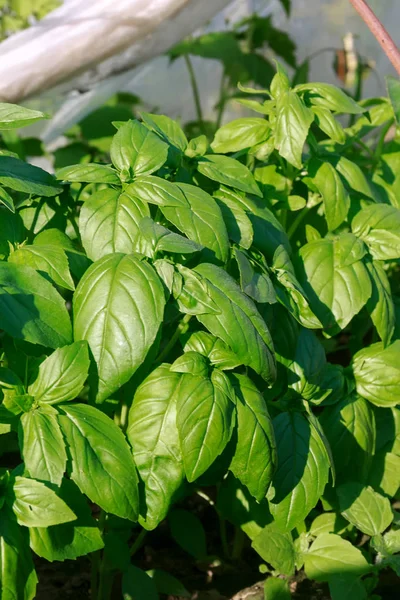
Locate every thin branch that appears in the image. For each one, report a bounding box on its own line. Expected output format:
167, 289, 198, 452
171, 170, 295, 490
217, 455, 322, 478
348, 0, 400, 76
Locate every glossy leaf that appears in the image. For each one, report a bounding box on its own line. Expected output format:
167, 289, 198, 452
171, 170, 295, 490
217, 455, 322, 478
0, 103, 47, 129
366, 261, 395, 347
28, 341, 90, 405
0, 513, 38, 600
264, 577, 291, 600
127, 365, 184, 530
73, 253, 165, 403
296, 83, 364, 114
352, 203, 400, 260
56, 163, 120, 184
307, 158, 350, 231
175, 369, 235, 481
141, 112, 188, 151
59, 403, 139, 521
20, 405, 67, 485
0, 262, 72, 348
197, 154, 262, 197
9, 243, 75, 290
312, 106, 346, 144
194, 263, 276, 382
252, 523, 295, 576
229, 373, 276, 501
337, 482, 393, 536
274, 91, 314, 168
353, 341, 400, 407
0, 155, 62, 196
211, 118, 270, 153
79, 187, 150, 261
304, 534, 370, 582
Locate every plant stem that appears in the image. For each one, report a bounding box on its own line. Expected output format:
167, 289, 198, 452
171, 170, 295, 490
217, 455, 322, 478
348, 0, 400, 76
155, 314, 192, 363
287, 207, 310, 240
184, 55, 205, 132
215, 69, 227, 131
374, 118, 394, 161
130, 528, 147, 556
231, 527, 245, 561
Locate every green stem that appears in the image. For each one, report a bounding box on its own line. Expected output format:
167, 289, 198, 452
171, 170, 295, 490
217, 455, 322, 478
130, 528, 147, 557
184, 55, 205, 133
215, 69, 227, 131
374, 118, 394, 161
231, 527, 245, 561
287, 207, 310, 240
155, 314, 192, 364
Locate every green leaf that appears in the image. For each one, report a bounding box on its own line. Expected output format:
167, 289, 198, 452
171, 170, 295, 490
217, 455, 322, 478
58, 403, 139, 521
110, 120, 168, 178
197, 154, 262, 197
214, 193, 254, 249
337, 482, 393, 536
366, 261, 395, 347
352, 341, 400, 407
305, 533, 370, 582
352, 204, 400, 260
229, 373, 276, 501
211, 118, 270, 154
320, 394, 376, 484
141, 112, 188, 151
329, 155, 374, 200
0, 262, 72, 348
284, 328, 326, 400
386, 76, 400, 124
369, 451, 400, 497
29, 479, 104, 562
73, 253, 165, 403
0, 206, 26, 258
7, 475, 76, 527
329, 576, 367, 600
28, 341, 90, 405
0, 155, 62, 196
185, 134, 208, 158
234, 248, 277, 304
174, 264, 221, 315
0, 185, 15, 212
183, 331, 241, 370
270, 63, 290, 100
274, 91, 314, 169
0, 512, 38, 600
122, 565, 159, 600
296, 83, 364, 114
309, 513, 349, 537
312, 106, 346, 144
297, 234, 371, 333
0, 103, 47, 129
169, 509, 207, 559
171, 352, 209, 377
138, 216, 203, 257
252, 522, 295, 576
272, 245, 321, 329
9, 243, 75, 290
147, 569, 190, 598
79, 187, 150, 261
269, 412, 330, 531
130, 178, 230, 263
56, 163, 120, 184
127, 365, 184, 530
175, 370, 235, 481
307, 158, 350, 231
264, 577, 291, 600
194, 263, 276, 382
19, 405, 67, 485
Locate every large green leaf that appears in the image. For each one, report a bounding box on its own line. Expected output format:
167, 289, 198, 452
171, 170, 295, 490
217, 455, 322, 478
127, 365, 184, 530
252, 522, 295, 576
141, 112, 188, 152
307, 158, 350, 231
269, 412, 330, 531
311, 106, 346, 144
0, 155, 62, 196
214, 193, 253, 249
29, 479, 104, 562
304, 533, 370, 582
0, 103, 47, 129
79, 187, 149, 261
20, 405, 67, 485
122, 565, 159, 600
9, 244, 75, 290
56, 163, 120, 184
175, 369, 235, 481
59, 403, 139, 521
297, 234, 371, 333
73, 253, 165, 403
194, 263, 276, 382
197, 154, 262, 196
274, 91, 314, 168
319, 394, 376, 483
7, 476, 76, 527
229, 373, 276, 501
352, 341, 400, 407
211, 118, 270, 154
130, 177, 230, 263
0, 262, 72, 348
28, 341, 90, 405
295, 83, 364, 114
337, 482, 393, 536
352, 203, 400, 259
0, 512, 38, 600
110, 120, 168, 178
366, 261, 395, 347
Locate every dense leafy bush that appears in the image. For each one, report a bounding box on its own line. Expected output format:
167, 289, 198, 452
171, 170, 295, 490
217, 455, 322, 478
0, 62, 400, 600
